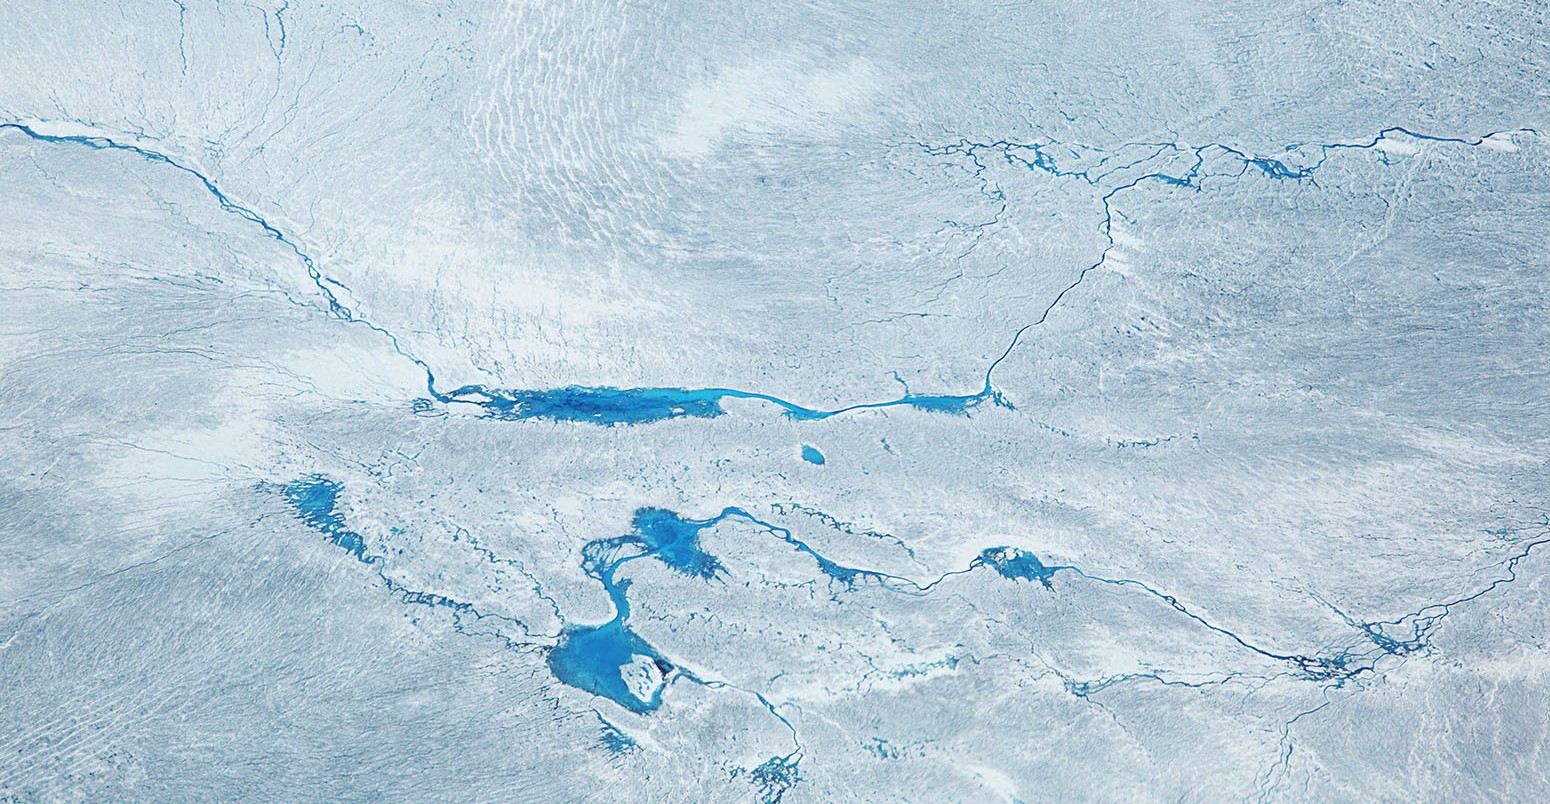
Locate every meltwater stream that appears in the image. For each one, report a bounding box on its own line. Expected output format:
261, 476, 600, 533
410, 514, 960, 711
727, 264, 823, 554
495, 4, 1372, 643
437, 382, 1009, 425
532, 507, 1075, 713
279, 476, 1487, 720
271, 473, 1550, 804
9, 119, 1525, 429
5, 107, 1019, 428
273, 481, 1074, 716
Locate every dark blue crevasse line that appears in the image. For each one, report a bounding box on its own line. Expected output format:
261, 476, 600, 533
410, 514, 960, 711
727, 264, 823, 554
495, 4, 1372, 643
1302, 125, 1541, 169
275, 0, 290, 59
1059, 668, 1258, 699
172, 0, 189, 74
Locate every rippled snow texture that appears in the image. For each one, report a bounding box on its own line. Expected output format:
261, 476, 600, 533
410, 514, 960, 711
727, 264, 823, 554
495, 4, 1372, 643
3, 1, 1550, 801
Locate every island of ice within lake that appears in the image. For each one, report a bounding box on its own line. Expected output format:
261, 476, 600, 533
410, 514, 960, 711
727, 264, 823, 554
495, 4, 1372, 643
2, 1, 1548, 801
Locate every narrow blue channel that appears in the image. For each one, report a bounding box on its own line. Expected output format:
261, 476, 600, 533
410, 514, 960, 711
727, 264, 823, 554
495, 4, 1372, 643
552, 504, 921, 712
441, 382, 1009, 426
278, 475, 1071, 713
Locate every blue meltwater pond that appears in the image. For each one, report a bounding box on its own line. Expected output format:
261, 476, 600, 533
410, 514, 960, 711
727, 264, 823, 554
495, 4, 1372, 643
546, 619, 673, 715
441, 380, 1009, 425
545, 508, 733, 712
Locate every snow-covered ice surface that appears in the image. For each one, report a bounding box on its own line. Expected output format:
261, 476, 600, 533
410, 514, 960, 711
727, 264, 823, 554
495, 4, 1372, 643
2, 1, 1549, 801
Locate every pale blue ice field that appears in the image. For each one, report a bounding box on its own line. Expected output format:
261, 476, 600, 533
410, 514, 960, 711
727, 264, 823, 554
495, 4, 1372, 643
2, 2, 1549, 801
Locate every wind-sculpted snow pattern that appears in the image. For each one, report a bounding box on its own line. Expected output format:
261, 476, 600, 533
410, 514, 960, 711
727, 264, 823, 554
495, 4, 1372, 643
3, 2, 1549, 802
